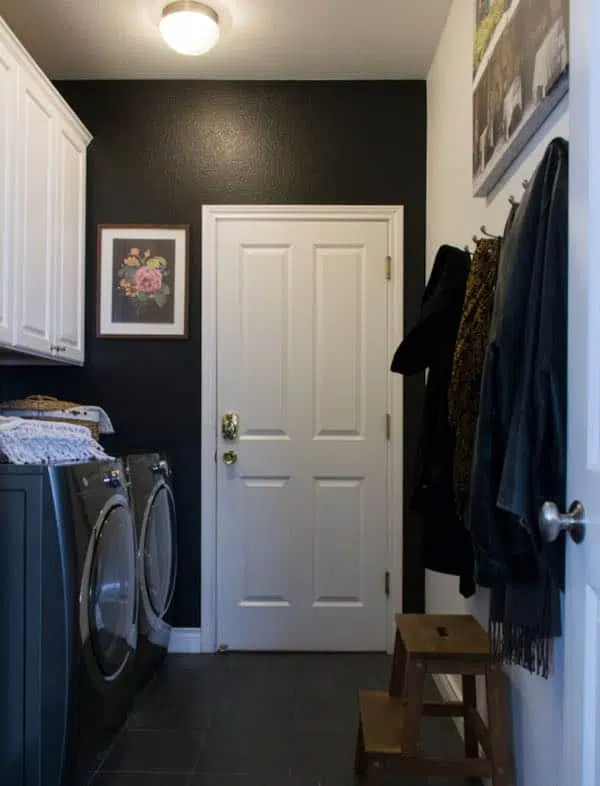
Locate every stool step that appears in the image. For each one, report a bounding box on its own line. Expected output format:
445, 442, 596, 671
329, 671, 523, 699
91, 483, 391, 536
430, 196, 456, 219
395, 614, 490, 660
359, 690, 406, 755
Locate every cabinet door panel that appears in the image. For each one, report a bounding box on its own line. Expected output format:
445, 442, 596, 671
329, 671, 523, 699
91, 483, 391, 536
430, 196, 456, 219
0, 479, 27, 786
54, 121, 86, 364
14, 72, 54, 356
0, 39, 17, 345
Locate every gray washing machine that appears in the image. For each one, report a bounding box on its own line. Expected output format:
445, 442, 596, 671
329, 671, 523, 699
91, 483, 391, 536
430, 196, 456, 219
125, 453, 177, 691
0, 460, 138, 786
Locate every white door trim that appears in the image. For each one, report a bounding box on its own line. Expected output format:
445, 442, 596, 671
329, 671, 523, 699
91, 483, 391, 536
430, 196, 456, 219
201, 205, 404, 654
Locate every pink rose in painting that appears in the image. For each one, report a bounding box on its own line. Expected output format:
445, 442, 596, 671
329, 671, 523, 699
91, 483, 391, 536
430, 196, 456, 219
135, 265, 163, 293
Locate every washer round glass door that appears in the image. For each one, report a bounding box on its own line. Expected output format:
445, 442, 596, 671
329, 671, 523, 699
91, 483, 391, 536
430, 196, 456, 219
143, 483, 176, 619
88, 502, 137, 678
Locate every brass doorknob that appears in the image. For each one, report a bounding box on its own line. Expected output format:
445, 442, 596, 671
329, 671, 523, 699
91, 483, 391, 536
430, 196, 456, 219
223, 450, 238, 465
222, 412, 240, 441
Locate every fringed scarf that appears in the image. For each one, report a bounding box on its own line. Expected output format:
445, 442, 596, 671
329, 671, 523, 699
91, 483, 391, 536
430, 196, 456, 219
489, 569, 562, 678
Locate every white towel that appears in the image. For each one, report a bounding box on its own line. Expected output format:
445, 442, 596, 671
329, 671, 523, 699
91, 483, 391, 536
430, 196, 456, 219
0, 418, 113, 465
0, 416, 24, 432
1, 405, 115, 435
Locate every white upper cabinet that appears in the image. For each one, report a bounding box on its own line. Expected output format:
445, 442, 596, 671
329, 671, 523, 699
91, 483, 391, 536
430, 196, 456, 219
13, 69, 55, 356
0, 34, 17, 347
54, 118, 88, 363
0, 16, 91, 365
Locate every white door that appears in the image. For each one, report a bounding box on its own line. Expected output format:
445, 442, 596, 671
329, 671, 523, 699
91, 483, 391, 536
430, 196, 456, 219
53, 118, 87, 364
0, 36, 16, 346
561, 0, 600, 783
215, 212, 395, 651
14, 70, 54, 356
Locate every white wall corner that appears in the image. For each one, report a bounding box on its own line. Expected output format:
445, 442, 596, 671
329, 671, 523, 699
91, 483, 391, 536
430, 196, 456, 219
433, 672, 464, 737
426, 2, 568, 784
433, 672, 493, 786
168, 627, 213, 654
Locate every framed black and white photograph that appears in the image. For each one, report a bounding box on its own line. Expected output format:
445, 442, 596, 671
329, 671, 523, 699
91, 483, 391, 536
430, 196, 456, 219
473, 0, 569, 196
97, 224, 189, 338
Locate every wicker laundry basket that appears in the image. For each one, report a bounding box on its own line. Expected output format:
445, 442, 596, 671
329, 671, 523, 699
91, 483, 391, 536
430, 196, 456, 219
0, 395, 101, 441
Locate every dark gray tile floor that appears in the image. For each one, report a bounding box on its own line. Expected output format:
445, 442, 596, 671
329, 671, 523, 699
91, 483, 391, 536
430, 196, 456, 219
91, 653, 470, 786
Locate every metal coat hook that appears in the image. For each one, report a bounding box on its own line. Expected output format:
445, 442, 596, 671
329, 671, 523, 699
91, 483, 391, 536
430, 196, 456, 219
480, 225, 499, 238
509, 195, 517, 205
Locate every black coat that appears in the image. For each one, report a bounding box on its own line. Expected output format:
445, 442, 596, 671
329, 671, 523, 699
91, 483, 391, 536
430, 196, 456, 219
391, 245, 473, 594
468, 138, 568, 674
468, 138, 568, 591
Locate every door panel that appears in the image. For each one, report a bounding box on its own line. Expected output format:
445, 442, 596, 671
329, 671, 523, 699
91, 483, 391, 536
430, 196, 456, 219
314, 245, 364, 436
0, 40, 17, 345
313, 478, 363, 604
217, 217, 389, 651
563, 1, 600, 783
54, 121, 86, 362
240, 246, 290, 435
14, 73, 54, 355
0, 481, 26, 786
239, 477, 291, 606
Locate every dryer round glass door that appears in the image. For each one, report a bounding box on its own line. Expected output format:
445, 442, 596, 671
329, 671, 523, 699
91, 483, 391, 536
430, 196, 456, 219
88, 502, 137, 678
143, 483, 177, 618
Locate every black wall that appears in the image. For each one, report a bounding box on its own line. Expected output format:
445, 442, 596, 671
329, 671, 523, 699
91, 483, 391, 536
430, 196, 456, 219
0, 80, 426, 626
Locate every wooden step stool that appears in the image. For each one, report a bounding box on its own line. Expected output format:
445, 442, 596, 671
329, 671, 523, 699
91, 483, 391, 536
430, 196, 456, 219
355, 614, 514, 785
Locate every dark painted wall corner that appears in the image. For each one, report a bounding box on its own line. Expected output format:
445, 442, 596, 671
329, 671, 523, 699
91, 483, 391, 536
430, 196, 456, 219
1, 80, 426, 625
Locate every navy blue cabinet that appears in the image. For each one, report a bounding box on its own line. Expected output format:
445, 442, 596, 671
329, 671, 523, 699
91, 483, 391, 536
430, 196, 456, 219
0, 469, 71, 786
0, 477, 28, 785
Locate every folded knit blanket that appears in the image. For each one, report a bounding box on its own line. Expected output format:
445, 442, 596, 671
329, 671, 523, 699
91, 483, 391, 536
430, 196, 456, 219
0, 416, 112, 465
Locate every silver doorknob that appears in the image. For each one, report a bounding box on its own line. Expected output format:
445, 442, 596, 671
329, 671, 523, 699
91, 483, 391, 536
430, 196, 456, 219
539, 501, 586, 544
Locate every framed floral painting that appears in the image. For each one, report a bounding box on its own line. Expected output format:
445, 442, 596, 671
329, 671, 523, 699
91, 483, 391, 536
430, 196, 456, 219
97, 224, 189, 338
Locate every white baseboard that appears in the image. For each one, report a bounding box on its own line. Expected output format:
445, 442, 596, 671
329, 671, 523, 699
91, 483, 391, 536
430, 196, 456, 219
433, 672, 462, 703
168, 627, 212, 654
433, 672, 464, 741
434, 673, 491, 786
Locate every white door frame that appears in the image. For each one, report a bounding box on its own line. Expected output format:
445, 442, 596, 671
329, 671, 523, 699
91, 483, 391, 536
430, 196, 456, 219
200, 205, 404, 654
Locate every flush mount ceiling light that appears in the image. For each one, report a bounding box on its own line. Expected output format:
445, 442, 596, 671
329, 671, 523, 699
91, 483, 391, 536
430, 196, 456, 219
160, 1, 220, 56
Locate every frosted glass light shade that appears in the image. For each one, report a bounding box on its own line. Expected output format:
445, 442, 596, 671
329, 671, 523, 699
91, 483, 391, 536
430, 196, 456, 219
160, 1, 220, 56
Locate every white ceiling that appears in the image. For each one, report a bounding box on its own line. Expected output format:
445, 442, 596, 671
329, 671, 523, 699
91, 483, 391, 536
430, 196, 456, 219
1, 0, 452, 80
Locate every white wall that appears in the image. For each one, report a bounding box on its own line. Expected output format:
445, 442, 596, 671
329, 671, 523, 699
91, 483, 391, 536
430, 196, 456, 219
426, 1, 568, 785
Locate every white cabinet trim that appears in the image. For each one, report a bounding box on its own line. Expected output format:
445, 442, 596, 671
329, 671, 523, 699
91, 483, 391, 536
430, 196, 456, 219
0, 16, 91, 144
0, 37, 17, 344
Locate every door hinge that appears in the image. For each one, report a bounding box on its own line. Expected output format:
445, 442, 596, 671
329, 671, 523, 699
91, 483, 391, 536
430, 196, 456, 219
385, 255, 392, 281
385, 412, 391, 441
385, 571, 391, 598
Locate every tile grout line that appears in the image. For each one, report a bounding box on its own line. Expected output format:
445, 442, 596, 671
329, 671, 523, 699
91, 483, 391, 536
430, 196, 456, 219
87, 723, 127, 785
95, 769, 196, 774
